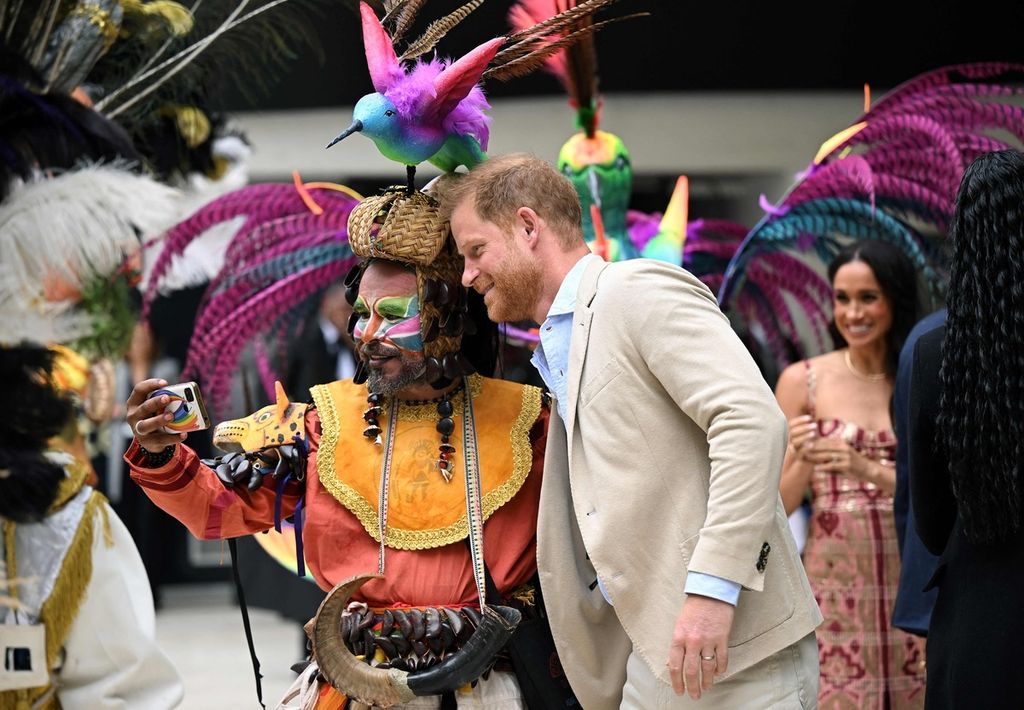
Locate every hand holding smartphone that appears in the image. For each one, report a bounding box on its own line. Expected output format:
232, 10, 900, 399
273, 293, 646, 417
146, 381, 210, 434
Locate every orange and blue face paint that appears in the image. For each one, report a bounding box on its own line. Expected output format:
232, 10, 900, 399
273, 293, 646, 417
352, 293, 423, 353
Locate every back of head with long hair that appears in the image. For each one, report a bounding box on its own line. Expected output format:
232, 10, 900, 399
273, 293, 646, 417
827, 239, 920, 377
0, 345, 74, 522
939, 149, 1024, 544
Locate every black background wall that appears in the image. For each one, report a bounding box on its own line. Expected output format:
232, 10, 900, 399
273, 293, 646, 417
219, 0, 1024, 112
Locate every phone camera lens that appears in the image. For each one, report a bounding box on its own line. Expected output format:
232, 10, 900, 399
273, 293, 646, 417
184, 387, 195, 402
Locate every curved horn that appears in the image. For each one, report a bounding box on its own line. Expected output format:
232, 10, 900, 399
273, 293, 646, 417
407, 605, 521, 696
312, 574, 416, 708
313, 575, 521, 703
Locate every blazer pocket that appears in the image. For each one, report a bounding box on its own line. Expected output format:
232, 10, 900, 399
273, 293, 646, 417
579, 359, 624, 408
679, 532, 700, 567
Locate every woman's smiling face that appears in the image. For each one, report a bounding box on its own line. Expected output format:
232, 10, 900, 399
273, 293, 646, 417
832, 259, 893, 348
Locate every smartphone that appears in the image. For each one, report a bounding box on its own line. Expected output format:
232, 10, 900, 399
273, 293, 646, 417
147, 381, 211, 434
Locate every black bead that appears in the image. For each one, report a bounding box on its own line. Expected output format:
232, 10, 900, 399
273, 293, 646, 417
363, 425, 382, 439
436, 417, 455, 436
353, 361, 368, 385
343, 263, 363, 287
422, 278, 438, 303
367, 393, 383, 405
442, 354, 460, 380
437, 399, 453, 417
424, 357, 443, 384
441, 312, 464, 337
435, 281, 452, 306
423, 317, 440, 343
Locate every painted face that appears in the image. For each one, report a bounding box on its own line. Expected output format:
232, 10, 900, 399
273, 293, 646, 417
352, 262, 426, 392
832, 260, 893, 348
450, 200, 542, 323
352, 294, 422, 351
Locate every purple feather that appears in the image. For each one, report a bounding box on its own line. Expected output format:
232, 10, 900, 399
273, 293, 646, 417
385, 57, 492, 147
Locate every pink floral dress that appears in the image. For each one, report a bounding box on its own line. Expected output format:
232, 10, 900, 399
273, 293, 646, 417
802, 362, 926, 709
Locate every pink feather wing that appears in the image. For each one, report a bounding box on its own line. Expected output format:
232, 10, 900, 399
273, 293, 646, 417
360, 1, 401, 93
425, 37, 503, 125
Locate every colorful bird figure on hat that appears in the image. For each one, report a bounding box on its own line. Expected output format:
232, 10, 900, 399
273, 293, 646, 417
329, 0, 636, 188
328, 2, 500, 176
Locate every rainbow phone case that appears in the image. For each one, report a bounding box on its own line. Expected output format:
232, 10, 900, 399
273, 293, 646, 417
148, 382, 211, 433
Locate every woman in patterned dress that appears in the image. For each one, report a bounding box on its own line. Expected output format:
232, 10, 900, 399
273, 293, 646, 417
774, 240, 927, 708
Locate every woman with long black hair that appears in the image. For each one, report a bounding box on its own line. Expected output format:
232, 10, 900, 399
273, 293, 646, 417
909, 149, 1024, 708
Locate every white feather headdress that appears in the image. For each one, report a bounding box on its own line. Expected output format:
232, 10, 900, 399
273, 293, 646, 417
0, 164, 181, 347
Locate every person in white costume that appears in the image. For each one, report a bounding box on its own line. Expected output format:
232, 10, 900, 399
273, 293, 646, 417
1, 345, 182, 709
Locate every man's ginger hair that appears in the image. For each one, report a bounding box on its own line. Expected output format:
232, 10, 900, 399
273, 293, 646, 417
439, 153, 585, 249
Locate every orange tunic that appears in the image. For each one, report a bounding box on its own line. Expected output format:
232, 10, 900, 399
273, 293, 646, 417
127, 377, 547, 608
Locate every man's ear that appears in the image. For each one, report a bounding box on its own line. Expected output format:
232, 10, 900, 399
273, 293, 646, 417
516, 207, 542, 246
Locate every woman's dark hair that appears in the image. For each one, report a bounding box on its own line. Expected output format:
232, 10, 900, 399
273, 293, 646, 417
938, 149, 1024, 544
827, 239, 920, 377
0, 345, 74, 522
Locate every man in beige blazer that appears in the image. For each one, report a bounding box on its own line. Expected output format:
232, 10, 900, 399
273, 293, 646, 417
442, 155, 822, 708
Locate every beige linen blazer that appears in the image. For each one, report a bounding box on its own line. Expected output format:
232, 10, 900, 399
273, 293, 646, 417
536, 258, 822, 709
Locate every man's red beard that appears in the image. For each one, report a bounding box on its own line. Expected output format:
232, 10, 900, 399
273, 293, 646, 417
479, 249, 541, 323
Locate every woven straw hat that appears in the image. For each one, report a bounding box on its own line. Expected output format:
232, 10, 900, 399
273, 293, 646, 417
347, 187, 471, 381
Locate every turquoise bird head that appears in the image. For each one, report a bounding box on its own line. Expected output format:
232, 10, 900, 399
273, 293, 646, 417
325, 3, 500, 172
331, 92, 446, 166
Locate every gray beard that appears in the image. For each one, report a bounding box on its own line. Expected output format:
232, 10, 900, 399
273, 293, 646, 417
365, 359, 428, 396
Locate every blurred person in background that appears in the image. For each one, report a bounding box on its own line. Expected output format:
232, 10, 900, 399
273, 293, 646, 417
890, 308, 945, 639
775, 239, 926, 707
0, 344, 181, 708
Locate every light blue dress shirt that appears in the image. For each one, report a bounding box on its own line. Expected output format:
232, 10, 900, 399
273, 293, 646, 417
531, 253, 741, 607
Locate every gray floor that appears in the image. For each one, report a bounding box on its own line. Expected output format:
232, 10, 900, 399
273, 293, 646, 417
155, 583, 305, 709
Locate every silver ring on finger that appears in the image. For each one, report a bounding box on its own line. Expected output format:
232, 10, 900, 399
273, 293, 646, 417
700, 654, 716, 662
134, 421, 145, 437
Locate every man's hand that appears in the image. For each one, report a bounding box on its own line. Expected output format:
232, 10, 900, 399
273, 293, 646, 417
667, 594, 735, 699
126, 378, 187, 453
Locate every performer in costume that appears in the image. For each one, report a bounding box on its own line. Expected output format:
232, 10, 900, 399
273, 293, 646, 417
0, 344, 182, 709
126, 180, 550, 709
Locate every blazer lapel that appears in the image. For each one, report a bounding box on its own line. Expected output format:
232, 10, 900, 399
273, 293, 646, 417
564, 258, 610, 449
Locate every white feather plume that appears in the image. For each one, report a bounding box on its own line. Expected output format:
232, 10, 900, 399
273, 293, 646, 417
0, 164, 182, 347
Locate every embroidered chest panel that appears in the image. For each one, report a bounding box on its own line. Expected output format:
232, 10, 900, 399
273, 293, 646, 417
311, 377, 541, 550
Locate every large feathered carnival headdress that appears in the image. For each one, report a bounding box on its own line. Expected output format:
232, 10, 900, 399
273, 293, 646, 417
715, 63, 1024, 372
144, 178, 362, 413
327, 0, 639, 176
325, 0, 640, 387
0, 164, 180, 355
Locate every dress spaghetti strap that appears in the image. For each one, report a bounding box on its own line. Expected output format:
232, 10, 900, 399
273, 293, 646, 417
803, 360, 817, 419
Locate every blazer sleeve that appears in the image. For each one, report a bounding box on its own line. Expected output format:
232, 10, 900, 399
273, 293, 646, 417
908, 326, 958, 556
618, 261, 788, 590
